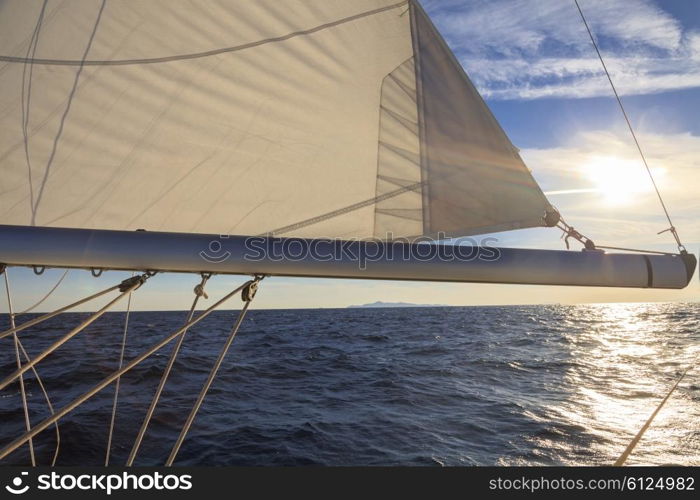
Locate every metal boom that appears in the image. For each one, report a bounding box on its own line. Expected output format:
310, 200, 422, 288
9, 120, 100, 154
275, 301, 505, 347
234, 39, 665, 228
0, 225, 695, 289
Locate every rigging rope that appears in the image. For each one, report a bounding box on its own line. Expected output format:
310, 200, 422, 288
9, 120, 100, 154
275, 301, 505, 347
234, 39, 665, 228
14, 338, 61, 466
575, 0, 693, 465
1, 267, 61, 465
105, 272, 135, 466
595, 245, 676, 256
0, 277, 258, 462
3, 269, 35, 465
614, 357, 697, 466
17, 270, 70, 315
166, 276, 263, 466
0, 281, 123, 340
556, 219, 596, 251
574, 0, 685, 254
127, 273, 212, 466
0, 274, 151, 391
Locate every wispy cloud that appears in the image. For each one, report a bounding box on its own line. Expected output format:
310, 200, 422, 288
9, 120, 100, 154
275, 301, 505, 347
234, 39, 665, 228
422, 0, 700, 99
520, 129, 700, 248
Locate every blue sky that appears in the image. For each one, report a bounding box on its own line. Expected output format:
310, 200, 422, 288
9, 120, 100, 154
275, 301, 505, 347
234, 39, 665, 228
2, 0, 698, 312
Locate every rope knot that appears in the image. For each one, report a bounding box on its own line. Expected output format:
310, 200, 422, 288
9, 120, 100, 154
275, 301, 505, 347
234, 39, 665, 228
194, 284, 209, 299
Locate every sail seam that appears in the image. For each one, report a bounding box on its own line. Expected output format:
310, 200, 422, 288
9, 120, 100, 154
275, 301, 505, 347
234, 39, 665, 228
0, 1, 409, 67
388, 73, 417, 103
373, 56, 419, 238
378, 174, 420, 188
373, 62, 392, 238
409, 0, 430, 235
268, 181, 425, 237
376, 208, 423, 221
379, 141, 420, 166
380, 105, 419, 134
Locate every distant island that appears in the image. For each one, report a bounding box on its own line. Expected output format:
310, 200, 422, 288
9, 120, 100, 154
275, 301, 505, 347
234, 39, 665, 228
348, 301, 449, 308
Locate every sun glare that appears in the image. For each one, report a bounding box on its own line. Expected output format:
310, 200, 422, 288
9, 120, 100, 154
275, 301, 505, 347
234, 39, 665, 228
582, 155, 666, 205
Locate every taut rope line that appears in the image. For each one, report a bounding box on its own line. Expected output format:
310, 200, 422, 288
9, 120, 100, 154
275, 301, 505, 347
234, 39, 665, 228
0, 281, 124, 340
574, 0, 685, 253
14, 338, 61, 466
614, 358, 697, 466
166, 276, 263, 466
2, 264, 61, 465
0, 278, 257, 461
0, 274, 151, 391
17, 270, 70, 315
127, 273, 212, 466
3, 268, 35, 465
105, 272, 136, 466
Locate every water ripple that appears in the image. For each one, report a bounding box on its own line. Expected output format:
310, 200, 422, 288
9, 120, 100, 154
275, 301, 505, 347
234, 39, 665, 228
0, 302, 697, 466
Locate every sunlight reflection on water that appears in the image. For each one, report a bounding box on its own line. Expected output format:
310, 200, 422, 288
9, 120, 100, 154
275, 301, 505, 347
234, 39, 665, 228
1, 302, 697, 466
519, 303, 699, 466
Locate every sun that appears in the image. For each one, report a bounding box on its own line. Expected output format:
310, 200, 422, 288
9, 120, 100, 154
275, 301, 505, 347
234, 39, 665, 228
581, 155, 665, 205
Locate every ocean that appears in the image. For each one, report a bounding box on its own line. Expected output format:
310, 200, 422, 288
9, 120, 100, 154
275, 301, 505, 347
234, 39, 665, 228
1, 302, 698, 466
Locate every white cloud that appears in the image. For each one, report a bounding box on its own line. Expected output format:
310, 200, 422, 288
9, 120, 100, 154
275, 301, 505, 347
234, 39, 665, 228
521, 130, 700, 248
689, 33, 700, 61
422, 0, 700, 99
463, 54, 700, 99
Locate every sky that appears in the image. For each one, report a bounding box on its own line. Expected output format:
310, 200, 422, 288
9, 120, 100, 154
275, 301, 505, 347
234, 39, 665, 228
2, 0, 698, 312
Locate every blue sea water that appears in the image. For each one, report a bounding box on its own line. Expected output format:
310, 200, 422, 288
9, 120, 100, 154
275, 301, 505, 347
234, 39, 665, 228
0, 302, 698, 466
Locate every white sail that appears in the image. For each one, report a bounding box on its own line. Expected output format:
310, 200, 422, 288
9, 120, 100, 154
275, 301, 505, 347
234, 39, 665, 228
0, 0, 695, 470
0, 0, 553, 239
